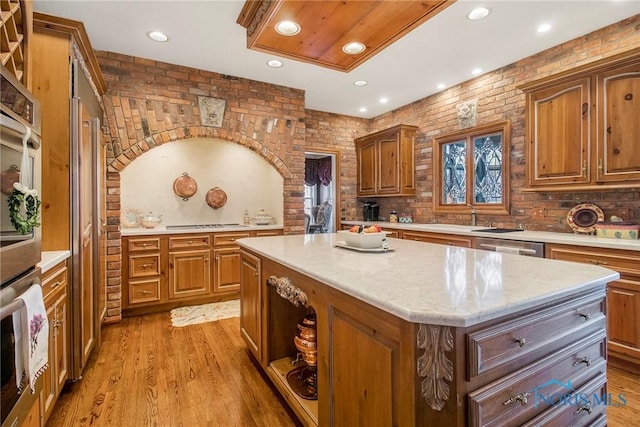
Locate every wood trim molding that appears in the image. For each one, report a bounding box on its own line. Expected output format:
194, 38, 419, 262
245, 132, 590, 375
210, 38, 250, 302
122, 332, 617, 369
416, 324, 453, 411
33, 12, 107, 95
267, 275, 308, 307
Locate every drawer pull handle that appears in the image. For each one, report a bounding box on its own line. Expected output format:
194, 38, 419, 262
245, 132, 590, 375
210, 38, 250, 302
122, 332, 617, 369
577, 312, 590, 321
188, 240, 194, 244
574, 401, 592, 415
141, 243, 150, 247
572, 356, 591, 367
137, 290, 153, 295
140, 263, 154, 269
50, 281, 61, 290
588, 259, 608, 266
514, 337, 526, 347
503, 392, 530, 406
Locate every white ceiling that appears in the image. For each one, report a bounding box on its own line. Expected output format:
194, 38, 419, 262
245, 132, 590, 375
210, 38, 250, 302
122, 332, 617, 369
32, 1, 639, 119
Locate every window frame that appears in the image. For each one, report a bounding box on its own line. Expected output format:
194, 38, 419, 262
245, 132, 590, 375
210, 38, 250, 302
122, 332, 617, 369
432, 120, 511, 215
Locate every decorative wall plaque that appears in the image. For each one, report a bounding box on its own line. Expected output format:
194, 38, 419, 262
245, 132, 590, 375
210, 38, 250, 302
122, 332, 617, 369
198, 96, 226, 127
456, 99, 478, 129
416, 324, 453, 411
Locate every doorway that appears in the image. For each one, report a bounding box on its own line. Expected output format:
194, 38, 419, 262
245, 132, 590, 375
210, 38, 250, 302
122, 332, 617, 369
304, 151, 339, 233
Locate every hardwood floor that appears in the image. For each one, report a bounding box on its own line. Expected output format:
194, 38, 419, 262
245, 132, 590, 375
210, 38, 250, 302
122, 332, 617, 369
47, 312, 640, 426
46, 313, 300, 426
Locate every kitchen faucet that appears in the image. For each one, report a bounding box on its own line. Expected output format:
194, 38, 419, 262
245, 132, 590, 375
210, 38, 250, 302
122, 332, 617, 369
467, 204, 477, 226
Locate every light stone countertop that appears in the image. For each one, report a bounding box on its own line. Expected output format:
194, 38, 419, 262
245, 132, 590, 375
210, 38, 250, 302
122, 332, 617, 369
342, 220, 640, 252
238, 233, 619, 327
38, 250, 71, 274
121, 224, 283, 236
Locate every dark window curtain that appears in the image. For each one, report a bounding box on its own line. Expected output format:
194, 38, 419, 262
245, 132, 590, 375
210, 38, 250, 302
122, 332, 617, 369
305, 157, 332, 186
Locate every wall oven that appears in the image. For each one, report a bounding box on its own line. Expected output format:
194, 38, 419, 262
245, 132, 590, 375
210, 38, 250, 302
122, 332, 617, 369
1, 66, 42, 285
0, 268, 43, 427
1, 66, 43, 426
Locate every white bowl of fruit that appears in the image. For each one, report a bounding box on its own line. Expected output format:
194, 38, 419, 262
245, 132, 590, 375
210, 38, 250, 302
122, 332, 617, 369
337, 225, 391, 249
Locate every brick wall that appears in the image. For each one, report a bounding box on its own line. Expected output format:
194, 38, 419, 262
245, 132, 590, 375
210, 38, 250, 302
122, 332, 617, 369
97, 52, 306, 322
98, 16, 639, 321
363, 15, 640, 230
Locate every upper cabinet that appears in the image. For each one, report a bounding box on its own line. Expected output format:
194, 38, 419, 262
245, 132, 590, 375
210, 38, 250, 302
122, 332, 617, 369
1, 0, 32, 86
520, 48, 640, 191
355, 124, 417, 197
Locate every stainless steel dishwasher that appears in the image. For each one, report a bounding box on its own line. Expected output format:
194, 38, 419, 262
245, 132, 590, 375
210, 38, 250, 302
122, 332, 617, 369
475, 236, 545, 257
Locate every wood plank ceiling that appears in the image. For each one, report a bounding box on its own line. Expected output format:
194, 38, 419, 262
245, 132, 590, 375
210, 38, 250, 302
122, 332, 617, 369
237, 0, 454, 72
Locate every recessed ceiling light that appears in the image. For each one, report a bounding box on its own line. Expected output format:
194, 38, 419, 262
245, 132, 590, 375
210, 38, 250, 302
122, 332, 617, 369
353, 80, 368, 87
359, 107, 367, 113
379, 97, 388, 104
467, 7, 490, 21
147, 31, 168, 42
472, 68, 482, 76
437, 83, 446, 90
266, 59, 283, 68
342, 42, 366, 55
537, 23, 552, 33
275, 20, 300, 36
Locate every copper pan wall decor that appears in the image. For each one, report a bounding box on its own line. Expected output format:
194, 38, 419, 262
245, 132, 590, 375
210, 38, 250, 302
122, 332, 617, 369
173, 172, 198, 201
206, 187, 227, 209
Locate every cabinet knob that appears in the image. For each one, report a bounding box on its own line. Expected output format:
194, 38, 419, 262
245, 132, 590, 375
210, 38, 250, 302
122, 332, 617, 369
141, 263, 154, 269
503, 392, 530, 406
188, 240, 194, 244
574, 401, 592, 415
598, 158, 603, 172
581, 103, 588, 116
577, 312, 591, 321
514, 337, 526, 347
572, 355, 591, 367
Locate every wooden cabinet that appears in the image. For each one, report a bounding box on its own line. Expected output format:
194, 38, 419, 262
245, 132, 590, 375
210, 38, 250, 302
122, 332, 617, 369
125, 237, 164, 308
122, 229, 282, 315
241, 248, 609, 426
240, 250, 262, 361
546, 243, 640, 373
402, 230, 473, 247
32, 13, 107, 379
41, 260, 69, 425
520, 48, 640, 190
355, 124, 417, 197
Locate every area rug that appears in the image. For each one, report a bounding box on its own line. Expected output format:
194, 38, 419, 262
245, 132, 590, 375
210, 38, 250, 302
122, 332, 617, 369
170, 299, 240, 327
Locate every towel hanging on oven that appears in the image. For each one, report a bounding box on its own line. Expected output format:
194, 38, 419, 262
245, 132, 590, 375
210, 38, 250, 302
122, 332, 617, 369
12, 284, 49, 393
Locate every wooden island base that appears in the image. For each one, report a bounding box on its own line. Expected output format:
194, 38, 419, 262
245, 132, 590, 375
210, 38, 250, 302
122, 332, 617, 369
240, 250, 610, 427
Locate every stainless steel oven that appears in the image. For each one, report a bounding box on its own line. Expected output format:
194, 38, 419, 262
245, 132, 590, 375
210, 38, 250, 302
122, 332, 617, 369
1, 66, 42, 285
0, 267, 42, 427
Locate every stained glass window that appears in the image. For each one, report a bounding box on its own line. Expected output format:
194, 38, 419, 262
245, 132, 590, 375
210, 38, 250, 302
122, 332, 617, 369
434, 121, 510, 215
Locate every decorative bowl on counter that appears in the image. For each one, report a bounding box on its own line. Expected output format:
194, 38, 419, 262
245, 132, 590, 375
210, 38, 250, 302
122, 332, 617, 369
253, 208, 273, 225
140, 212, 163, 228
595, 221, 639, 239
336, 230, 392, 249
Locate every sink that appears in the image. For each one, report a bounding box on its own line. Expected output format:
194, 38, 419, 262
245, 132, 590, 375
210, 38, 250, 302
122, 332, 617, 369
472, 228, 524, 233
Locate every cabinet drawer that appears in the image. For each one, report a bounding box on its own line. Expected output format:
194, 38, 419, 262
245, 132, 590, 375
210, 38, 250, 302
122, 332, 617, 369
214, 232, 251, 247
129, 254, 161, 277
169, 235, 210, 250
546, 244, 640, 276
128, 279, 161, 305
41, 263, 68, 303
521, 373, 607, 427
467, 290, 605, 379
468, 330, 606, 427
128, 237, 161, 252
254, 230, 282, 237
402, 231, 473, 248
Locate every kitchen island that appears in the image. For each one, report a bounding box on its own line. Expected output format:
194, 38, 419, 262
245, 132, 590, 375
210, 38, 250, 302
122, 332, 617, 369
238, 233, 619, 427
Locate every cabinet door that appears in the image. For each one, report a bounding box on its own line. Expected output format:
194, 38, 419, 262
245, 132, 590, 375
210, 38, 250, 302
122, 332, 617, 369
526, 78, 591, 187
607, 278, 640, 364
240, 251, 262, 360
356, 138, 377, 196
214, 247, 242, 293
596, 62, 640, 183
42, 302, 57, 422
377, 133, 401, 194
168, 249, 211, 299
